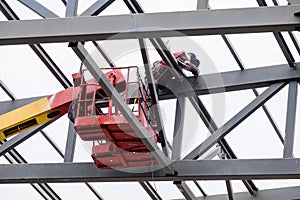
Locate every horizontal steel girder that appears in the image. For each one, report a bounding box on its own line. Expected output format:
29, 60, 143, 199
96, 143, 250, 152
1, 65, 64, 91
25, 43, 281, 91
195, 186, 300, 200
1, 5, 300, 45
1, 158, 300, 183
0, 64, 299, 104
158, 63, 300, 99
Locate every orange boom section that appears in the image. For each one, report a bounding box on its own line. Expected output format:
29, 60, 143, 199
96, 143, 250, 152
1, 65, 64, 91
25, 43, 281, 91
73, 67, 159, 169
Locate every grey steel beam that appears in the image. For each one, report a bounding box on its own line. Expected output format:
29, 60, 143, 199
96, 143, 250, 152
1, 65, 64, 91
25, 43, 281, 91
71, 43, 174, 175
84, 183, 104, 200
174, 181, 198, 200
273, 32, 295, 68
2, 5, 300, 45
92, 41, 116, 68
139, 181, 163, 200
289, 31, 300, 55
225, 180, 234, 200
138, 38, 169, 157
61, 0, 67, 6
158, 64, 300, 99
40, 130, 64, 158
194, 181, 207, 197
195, 186, 300, 200
0, 79, 16, 100
197, 0, 209, 9
80, 0, 115, 16
65, 0, 78, 17
17, 0, 58, 18
172, 97, 186, 160
30, 44, 73, 88
64, 121, 77, 162
221, 35, 245, 70
184, 82, 287, 160
172, 98, 199, 199
283, 81, 298, 158
2, 158, 300, 183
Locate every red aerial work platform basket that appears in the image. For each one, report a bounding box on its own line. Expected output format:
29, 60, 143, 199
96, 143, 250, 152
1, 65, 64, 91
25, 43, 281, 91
73, 67, 158, 169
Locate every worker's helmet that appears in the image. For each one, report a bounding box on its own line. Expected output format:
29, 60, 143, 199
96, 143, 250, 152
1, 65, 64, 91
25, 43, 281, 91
187, 52, 200, 67
173, 52, 183, 58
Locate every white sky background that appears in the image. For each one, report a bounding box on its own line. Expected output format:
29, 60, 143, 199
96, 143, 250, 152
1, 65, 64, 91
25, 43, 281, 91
1, 0, 300, 199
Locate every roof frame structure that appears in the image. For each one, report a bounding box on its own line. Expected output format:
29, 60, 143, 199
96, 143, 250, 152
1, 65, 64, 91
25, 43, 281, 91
0, 1, 300, 199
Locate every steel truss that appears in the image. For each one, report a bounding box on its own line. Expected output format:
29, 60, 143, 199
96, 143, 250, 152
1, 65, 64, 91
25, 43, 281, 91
0, 1, 300, 199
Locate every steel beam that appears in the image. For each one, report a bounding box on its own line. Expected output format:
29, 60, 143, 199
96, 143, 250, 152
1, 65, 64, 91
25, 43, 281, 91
225, 180, 233, 200
174, 181, 198, 200
172, 97, 186, 160
64, 121, 77, 162
2, 159, 300, 183
221, 35, 245, 70
80, 0, 115, 16
65, 0, 78, 17
252, 88, 285, 144
283, 81, 298, 158
184, 82, 287, 160
138, 38, 169, 157
92, 41, 116, 68
195, 186, 300, 200
158, 64, 300, 99
30, 44, 73, 88
1, 5, 300, 45
17, 0, 58, 18
194, 181, 207, 197
197, 0, 209, 9
139, 181, 163, 200
71, 43, 174, 174
0, 79, 16, 100
40, 130, 64, 158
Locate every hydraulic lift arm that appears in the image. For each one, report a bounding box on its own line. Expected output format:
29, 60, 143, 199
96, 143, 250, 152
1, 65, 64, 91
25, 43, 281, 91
0, 69, 125, 141
0, 87, 74, 141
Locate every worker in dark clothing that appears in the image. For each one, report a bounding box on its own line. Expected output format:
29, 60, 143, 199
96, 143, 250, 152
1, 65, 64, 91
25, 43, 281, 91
151, 51, 200, 81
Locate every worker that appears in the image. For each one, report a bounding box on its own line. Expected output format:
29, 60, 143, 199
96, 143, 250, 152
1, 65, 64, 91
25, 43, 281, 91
151, 51, 200, 81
